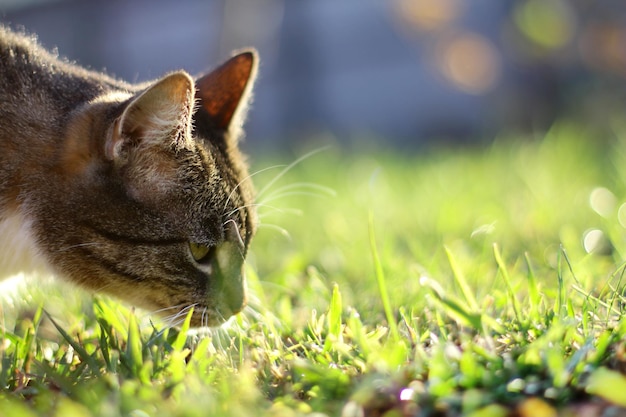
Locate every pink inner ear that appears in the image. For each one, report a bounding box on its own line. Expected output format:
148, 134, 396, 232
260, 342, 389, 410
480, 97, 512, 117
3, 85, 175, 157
195, 52, 256, 130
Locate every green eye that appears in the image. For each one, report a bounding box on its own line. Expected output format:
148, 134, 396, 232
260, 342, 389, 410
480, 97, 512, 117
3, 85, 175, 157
189, 242, 212, 262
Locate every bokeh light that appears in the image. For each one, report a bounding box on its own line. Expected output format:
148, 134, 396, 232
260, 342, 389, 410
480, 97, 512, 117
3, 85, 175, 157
3, 1, 626, 144
580, 22, 626, 78
589, 187, 616, 218
393, 0, 462, 32
617, 203, 626, 228
583, 229, 605, 254
513, 0, 576, 50
436, 32, 501, 95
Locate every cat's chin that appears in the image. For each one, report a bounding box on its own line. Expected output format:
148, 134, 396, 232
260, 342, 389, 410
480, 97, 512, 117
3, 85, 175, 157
144, 291, 246, 329
190, 310, 232, 328
158, 305, 240, 329
192, 296, 248, 328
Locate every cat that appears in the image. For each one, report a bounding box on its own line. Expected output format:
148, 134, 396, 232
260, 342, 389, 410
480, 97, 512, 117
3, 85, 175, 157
0, 26, 258, 327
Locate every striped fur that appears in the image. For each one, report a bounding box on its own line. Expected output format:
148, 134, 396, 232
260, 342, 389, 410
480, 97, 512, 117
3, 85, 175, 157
0, 26, 258, 327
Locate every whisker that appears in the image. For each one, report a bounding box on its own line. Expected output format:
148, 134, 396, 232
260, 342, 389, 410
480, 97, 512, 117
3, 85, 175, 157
222, 164, 287, 215
149, 303, 188, 315
224, 202, 295, 221
176, 304, 197, 318
146, 305, 188, 330
256, 223, 292, 239
166, 318, 186, 329
202, 307, 208, 328
258, 182, 336, 204
223, 219, 246, 257
242, 305, 265, 322
57, 242, 102, 252
258, 207, 303, 219
259, 190, 333, 205
256, 146, 332, 200
160, 314, 177, 328
159, 315, 174, 329
217, 311, 226, 326
161, 303, 197, 328
162, 311, 187, 327
213, 329, 223, 350
240, 304, 283, 330
223, 203, 266, 220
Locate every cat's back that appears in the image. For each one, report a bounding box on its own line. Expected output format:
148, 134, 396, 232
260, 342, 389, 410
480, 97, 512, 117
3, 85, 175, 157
0, 26, 129, 111
0, 26, 82, 90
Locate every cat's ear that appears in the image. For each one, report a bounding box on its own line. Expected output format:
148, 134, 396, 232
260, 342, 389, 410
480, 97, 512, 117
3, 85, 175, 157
106, 71, 195, 160
195, 50, 258, 133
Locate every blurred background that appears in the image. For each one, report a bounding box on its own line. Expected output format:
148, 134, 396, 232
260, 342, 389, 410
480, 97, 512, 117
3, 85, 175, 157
1, 0, 626, 151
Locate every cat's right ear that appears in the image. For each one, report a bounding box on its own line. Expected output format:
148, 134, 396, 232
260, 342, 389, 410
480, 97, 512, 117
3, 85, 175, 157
105, 71, 195, 161
195, 50, 258, 135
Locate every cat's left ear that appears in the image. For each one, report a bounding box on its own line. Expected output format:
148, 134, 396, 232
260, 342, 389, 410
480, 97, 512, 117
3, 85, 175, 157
195, 50, 258, 135
106, 71, 195, 160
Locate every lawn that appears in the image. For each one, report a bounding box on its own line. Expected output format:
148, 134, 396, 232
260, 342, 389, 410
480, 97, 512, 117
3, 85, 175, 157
3, 122, 626, 416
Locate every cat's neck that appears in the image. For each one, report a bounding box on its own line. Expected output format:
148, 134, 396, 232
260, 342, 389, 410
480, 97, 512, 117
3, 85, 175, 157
0, 88, 128, 279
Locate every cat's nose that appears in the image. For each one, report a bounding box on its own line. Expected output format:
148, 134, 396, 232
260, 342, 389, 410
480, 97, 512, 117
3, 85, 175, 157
210, 235, 247, 317
223, 267, 247, 315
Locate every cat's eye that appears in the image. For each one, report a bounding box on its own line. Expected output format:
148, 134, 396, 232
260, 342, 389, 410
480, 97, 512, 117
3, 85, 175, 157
189, 242, 213, 263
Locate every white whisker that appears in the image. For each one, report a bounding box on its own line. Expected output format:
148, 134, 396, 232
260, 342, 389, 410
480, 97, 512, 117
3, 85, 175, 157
176, 304, 197, 318
256, 223, 292, 239
165, 319, 182, 329
202, 307, 208, 328
259, 190, 333, 205
150, 303, 188, 315
216, 311, 226, 326
223, 219, 245, 256
57, 242, 102, 252
223, 203, 265, 220
258, 207, 303, 218
256, 146, 332, 199
258, 182, 335, 205
225, 202, 293, 221
222, 165, 287, 215
167, 318, 186, 329
160, 303, 197, 328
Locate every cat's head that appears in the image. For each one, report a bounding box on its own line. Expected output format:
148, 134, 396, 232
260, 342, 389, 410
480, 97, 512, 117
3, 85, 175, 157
37, 51, 258, 327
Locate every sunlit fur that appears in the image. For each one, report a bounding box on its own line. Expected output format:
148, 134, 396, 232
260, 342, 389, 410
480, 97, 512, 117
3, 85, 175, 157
0, 26, 258, 327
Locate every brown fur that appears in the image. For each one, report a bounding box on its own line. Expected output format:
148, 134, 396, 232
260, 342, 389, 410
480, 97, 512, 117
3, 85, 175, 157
0, 26, 258, 327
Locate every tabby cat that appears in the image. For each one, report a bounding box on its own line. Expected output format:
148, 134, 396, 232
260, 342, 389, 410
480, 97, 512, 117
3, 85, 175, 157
0, 26, 258, 327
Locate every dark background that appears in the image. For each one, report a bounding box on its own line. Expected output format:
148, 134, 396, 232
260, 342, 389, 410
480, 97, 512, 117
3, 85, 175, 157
2, 0, 626, 150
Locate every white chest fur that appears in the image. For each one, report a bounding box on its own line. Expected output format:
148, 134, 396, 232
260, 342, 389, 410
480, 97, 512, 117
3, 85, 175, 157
0, 212, 51, 280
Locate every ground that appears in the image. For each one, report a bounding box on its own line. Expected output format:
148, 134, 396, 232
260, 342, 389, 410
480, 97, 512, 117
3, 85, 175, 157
2, 122, 626, 416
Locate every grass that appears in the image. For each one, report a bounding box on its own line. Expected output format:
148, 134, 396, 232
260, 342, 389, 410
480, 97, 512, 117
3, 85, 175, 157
3, 122, 626, 416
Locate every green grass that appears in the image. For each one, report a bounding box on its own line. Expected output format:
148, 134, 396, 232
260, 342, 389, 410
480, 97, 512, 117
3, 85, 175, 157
4, 122, 626, 416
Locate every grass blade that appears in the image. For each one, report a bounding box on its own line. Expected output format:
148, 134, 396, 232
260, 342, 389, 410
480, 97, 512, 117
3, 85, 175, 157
493, 244, 521, 323
524, 252, 541, 322
171, 307, 193, 352
444, 246, 479, 312
125, 311, 143, 379
328, 283, 342, 340
369, 211, 399, 341
45, 311, 100, 373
